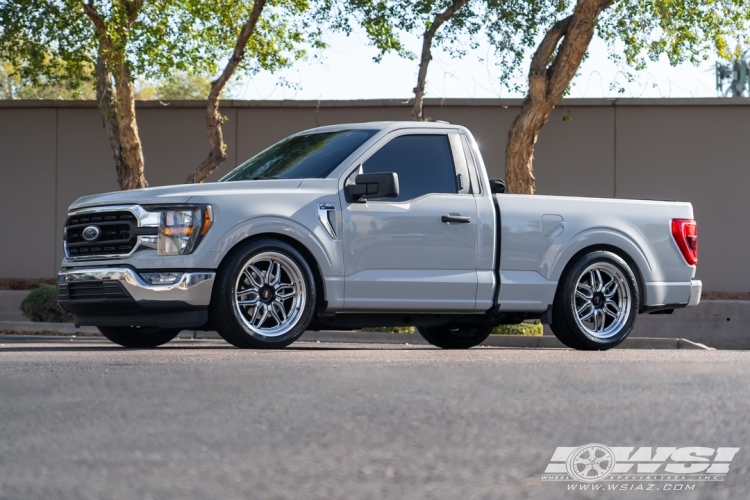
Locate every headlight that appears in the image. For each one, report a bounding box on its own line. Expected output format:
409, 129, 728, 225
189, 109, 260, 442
156, 205, 213, 256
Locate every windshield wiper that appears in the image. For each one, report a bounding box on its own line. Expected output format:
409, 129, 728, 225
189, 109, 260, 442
251, 175, 278, 180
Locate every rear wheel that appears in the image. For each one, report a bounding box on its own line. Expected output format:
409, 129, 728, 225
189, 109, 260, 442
550, 251, 639, 350
97, 326, 181, 348
213, 239, 316, 349
417, 325, 493, 349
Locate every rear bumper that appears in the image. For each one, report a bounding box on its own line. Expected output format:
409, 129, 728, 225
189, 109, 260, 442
640, 279, 701, 314
57, 267, 215, 328
687, 279, 702, 307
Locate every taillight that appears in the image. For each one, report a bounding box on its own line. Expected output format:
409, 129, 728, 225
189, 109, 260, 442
671, 219, 698, 265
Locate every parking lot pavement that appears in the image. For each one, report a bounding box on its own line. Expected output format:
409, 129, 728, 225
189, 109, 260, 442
1, 336, 749, 500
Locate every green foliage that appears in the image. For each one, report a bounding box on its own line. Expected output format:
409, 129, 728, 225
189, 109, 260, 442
362, 326, 416, 333
491, 322, 543, 336
20, 285, 73, 323
325, 0, 750, 94
324, 1, 566, 87
598, 0, 750, 75
0, 61, 96, 99
0, 0, 322, 97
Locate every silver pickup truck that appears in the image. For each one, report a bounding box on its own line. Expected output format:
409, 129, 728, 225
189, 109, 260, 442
57, 122, 701, 350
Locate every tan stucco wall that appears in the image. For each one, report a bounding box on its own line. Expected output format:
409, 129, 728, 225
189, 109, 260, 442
0, 98, 747, 292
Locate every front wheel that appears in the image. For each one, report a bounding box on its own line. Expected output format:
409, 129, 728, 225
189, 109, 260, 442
550, 251, 639, 350
98, 326, 181, 348
212, 239, 316, 349
417, 325, 493, 349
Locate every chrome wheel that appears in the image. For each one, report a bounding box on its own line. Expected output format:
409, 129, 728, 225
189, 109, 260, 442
572, 262, 631, 339
233, 252, 306, 338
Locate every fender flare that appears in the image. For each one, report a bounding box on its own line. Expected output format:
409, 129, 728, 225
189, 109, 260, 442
547, 228, 655, 284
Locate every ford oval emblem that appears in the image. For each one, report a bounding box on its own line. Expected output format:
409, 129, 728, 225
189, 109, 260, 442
81, 225, 101, 242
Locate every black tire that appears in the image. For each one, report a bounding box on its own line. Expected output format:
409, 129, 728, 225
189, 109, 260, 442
97, 326, 181, 348
212, 239, 316, 349
550, 251, 639, 351
417, 325, 493, 349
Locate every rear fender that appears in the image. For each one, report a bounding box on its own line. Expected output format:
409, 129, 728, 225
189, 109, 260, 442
547, 228, 655, 283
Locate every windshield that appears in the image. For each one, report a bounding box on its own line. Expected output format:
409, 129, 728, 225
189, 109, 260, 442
220, 129, 377, 182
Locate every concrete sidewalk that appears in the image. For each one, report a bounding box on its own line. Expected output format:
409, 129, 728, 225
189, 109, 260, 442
0, 320, 713, 349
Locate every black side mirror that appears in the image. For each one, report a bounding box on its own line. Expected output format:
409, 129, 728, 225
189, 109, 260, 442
347, 172, 399, 202
490, 179, 505, 194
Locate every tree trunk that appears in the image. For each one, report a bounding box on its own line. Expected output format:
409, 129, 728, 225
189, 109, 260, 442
411, 0, 468, 121
187, 0, 267, 184
84, 0, 147, 190
94, 40, 128, 185
112, 55, 146, 189
504, 0, 612, 194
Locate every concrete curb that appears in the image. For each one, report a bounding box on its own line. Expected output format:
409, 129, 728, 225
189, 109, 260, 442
0, 321, 99, 335
298, 331, 714, 350
0, 321, 714, 349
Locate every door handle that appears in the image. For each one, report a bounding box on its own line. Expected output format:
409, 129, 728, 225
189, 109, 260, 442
441, 215, 471, 224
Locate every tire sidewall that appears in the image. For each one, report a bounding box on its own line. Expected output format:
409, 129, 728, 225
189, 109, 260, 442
560, 252, 638, 350
217, 239, 316, 348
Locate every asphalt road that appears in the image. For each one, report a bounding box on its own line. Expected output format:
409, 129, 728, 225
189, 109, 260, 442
1, 335, 749, 500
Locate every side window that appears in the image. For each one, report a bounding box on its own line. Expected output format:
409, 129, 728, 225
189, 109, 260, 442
362, 134, 457, 202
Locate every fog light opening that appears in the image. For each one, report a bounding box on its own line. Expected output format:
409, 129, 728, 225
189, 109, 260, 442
141, 272, 184, 285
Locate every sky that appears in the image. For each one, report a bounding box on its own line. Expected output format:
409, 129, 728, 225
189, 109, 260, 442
234, 29, 723, 101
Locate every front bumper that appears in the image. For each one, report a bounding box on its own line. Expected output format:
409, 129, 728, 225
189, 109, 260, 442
57, 267, 215, 329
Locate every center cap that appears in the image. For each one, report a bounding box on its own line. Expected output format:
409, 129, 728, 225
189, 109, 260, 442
592, 293, 604, 307
259, 287, 274, 303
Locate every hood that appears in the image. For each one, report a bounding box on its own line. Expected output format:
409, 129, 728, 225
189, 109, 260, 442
69, 179, 304, 210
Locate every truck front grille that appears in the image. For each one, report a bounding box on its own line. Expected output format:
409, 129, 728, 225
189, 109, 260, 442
65, 211, 138, 258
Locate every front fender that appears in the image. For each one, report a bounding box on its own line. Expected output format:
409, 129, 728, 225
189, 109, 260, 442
210, 215, 343, 309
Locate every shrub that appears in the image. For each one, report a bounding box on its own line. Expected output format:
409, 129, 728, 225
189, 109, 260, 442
492, 322, 543, 336
362, 326, 415, 333
20, 285, 73, 323
362, 323, 544, 336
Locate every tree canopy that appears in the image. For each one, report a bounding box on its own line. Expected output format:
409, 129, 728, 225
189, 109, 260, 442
0, 0, 313, 93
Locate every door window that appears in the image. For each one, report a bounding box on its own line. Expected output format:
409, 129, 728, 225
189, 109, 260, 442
362, 134, 457, 202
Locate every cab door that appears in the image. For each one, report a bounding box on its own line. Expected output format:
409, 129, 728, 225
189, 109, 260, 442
341, 132, 479, 311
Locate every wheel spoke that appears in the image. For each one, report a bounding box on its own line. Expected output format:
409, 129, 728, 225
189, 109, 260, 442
249, 305, 259, 324
270, 305, 283, 326
592, 309, 599, 332
598, 309, 608, 331
237, 295, 259, 306
594, 269, 605, 291
253, 304, 268, 327
604, 300, 620, 318
244, 266, 264, 288
580, 307, 595, 322
273, 300, 288, 323
276, 287, 296, 299
267, 261, 280, 286
603, 280, 618, 298
577, 301, 593, 316
576, 282, 593, 299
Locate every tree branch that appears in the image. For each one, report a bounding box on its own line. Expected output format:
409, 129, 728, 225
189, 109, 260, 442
83, 1, 107, 38
412, 0, 468, 120
529, 15, 572, 77
187, 0, 267, 183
